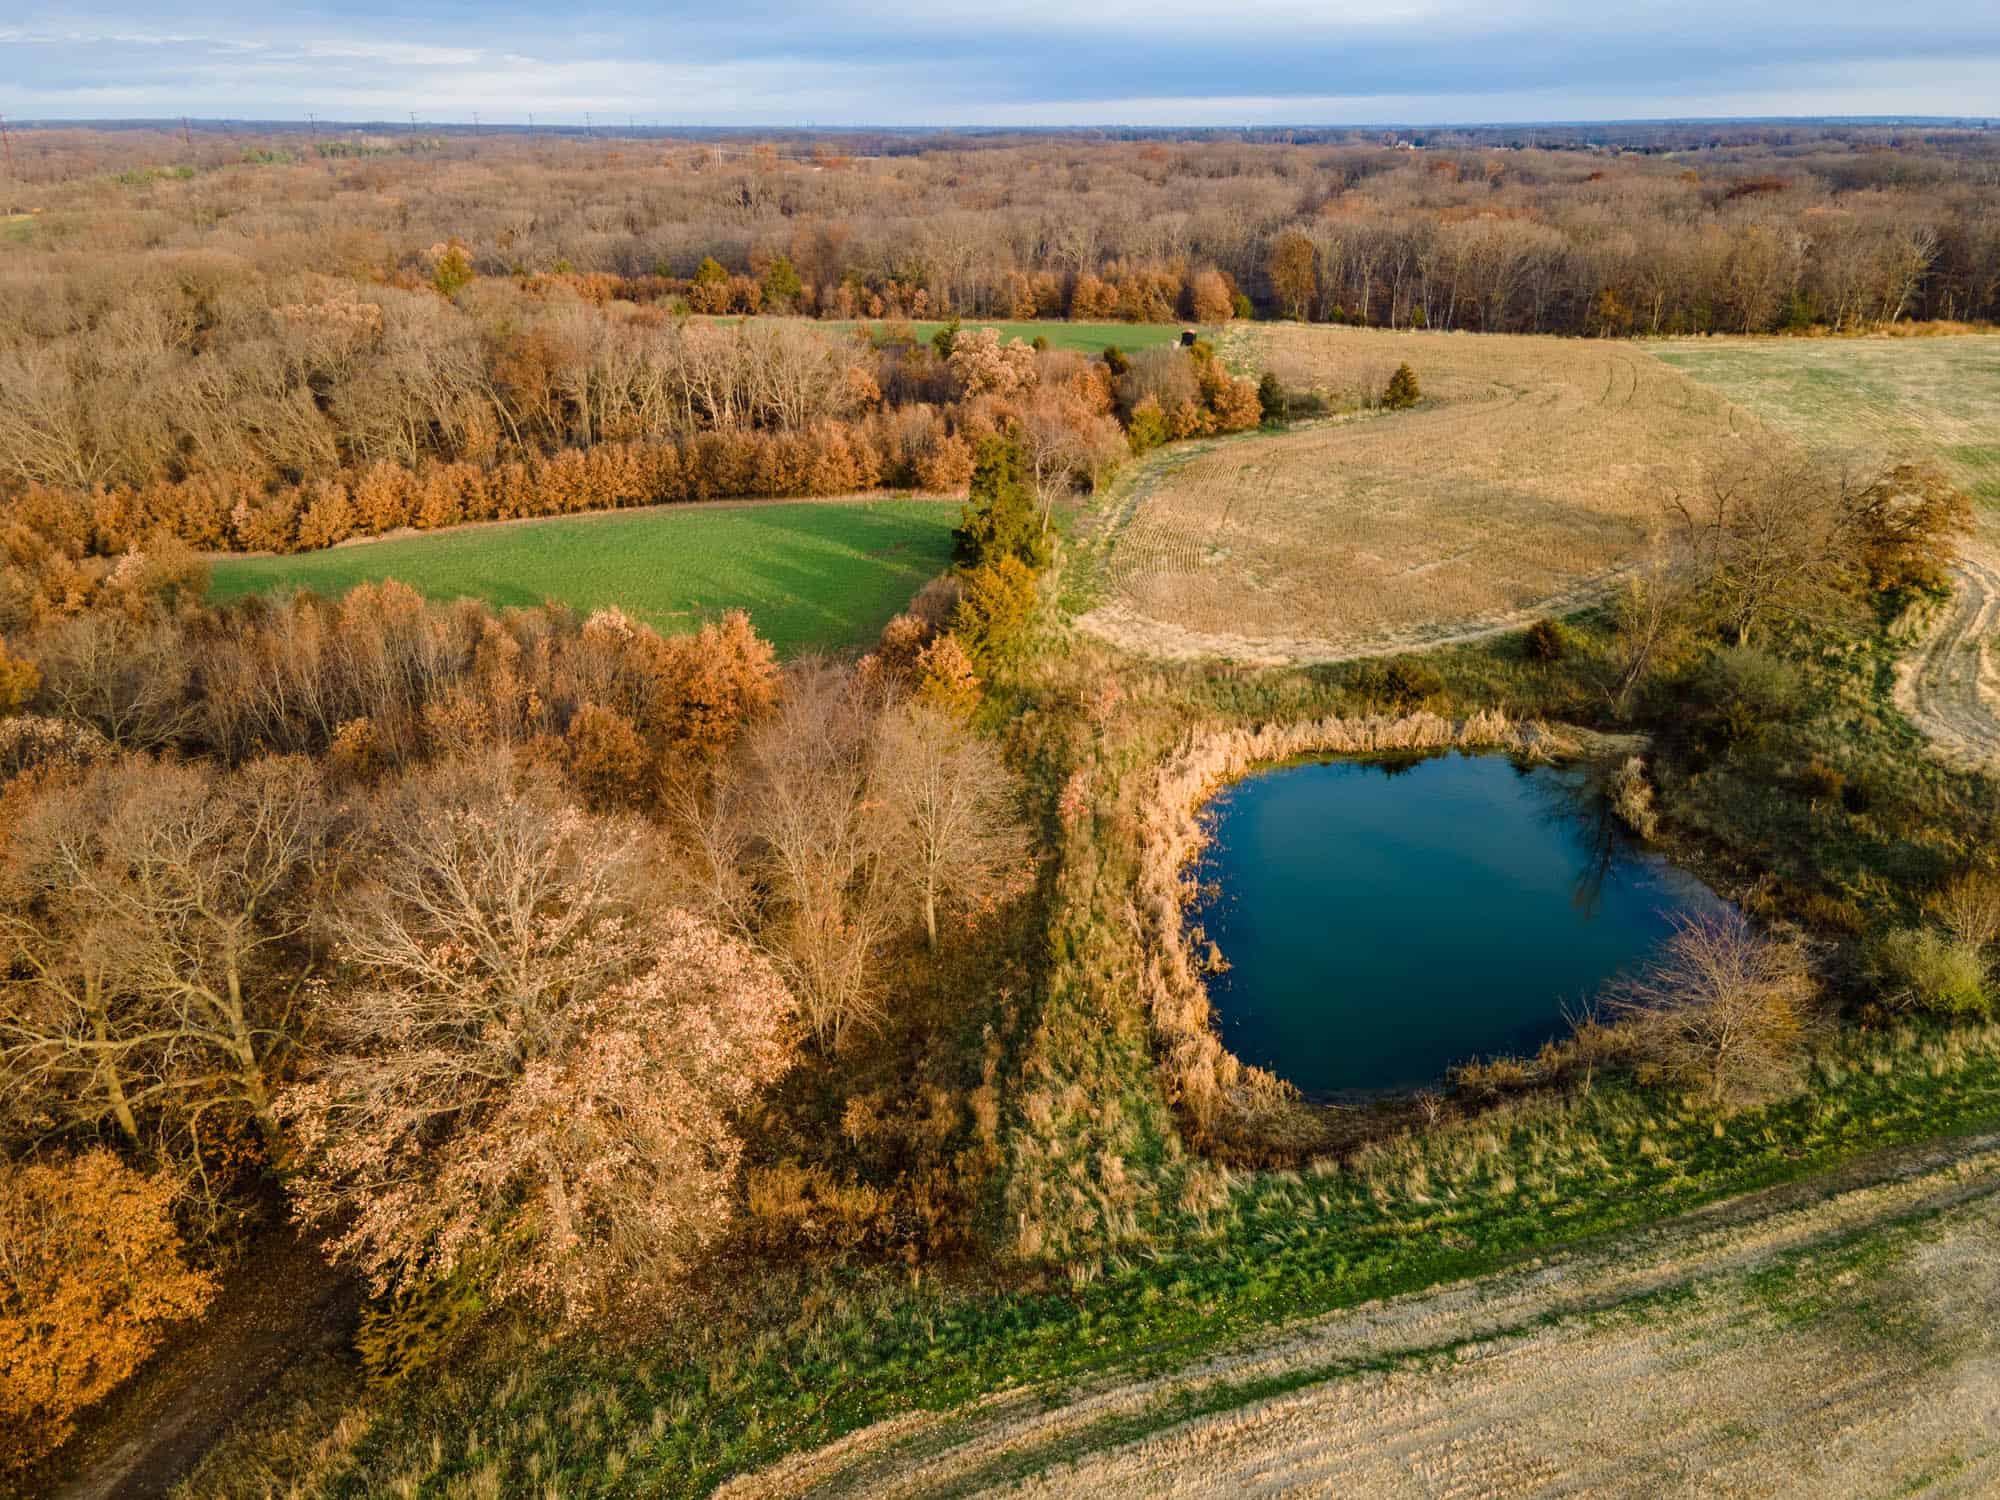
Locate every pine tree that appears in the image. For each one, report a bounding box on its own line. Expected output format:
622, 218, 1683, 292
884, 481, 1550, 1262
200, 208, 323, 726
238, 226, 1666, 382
1383, 362, 1422, 409
760, 254, 803, 311
952, 438, 1048, 570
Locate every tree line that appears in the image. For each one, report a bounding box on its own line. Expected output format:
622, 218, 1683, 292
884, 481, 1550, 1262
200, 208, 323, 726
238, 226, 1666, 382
6, 127, 1994, 344
0, 269, 1270, 573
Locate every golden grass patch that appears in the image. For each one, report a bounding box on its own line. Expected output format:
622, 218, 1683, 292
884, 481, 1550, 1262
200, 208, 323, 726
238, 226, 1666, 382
1085, 325, 1750, 664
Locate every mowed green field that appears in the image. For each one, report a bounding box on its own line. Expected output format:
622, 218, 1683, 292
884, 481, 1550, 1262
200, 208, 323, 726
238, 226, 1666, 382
1653, 335, 2000, 507
206, 498, 960, 655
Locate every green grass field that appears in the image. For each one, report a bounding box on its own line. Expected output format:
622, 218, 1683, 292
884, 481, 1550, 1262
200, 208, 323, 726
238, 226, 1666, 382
1652, 336, 2000, 507
206, 498, 960, 655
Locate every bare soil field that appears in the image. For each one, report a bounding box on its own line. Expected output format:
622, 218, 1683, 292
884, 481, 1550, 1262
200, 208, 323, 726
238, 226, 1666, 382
723, 1129, 2000, 1499
1078, 326, 1747, 665
1661, 336, 2000, 766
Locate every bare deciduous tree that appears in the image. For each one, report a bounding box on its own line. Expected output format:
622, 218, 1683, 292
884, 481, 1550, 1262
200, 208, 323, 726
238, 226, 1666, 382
873, 701, 1025, 950
1666, 452, 1854, 647
1604, 910, 1814, 1104
0, 755, 330, 1155
694, 664, 898, 1048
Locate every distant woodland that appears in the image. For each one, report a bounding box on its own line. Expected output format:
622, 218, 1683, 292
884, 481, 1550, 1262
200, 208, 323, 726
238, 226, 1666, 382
2, 123, 1996, 577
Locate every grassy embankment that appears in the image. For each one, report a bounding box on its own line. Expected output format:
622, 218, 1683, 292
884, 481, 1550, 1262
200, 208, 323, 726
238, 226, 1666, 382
206, 498, 959, 656
181, 1018, 2000, 1499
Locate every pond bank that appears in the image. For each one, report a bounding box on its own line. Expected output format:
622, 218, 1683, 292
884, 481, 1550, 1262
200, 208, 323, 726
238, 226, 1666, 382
1132, 710, 1604, 1157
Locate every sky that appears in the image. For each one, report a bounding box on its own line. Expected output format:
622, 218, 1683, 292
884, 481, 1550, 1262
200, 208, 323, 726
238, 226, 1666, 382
5, 1, 1999, 126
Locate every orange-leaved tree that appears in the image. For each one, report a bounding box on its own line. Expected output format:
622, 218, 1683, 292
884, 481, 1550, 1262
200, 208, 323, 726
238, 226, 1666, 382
0, 1150, 216, 1472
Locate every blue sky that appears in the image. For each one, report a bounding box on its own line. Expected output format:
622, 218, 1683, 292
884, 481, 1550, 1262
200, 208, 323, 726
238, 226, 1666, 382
6, 1, 1999, 125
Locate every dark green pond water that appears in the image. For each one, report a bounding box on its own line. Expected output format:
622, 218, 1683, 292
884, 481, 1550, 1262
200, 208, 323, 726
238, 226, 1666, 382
1192, 752, 1725, 1097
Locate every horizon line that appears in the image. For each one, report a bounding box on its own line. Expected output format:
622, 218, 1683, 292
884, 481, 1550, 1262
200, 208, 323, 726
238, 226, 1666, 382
8, 113, 1999, 133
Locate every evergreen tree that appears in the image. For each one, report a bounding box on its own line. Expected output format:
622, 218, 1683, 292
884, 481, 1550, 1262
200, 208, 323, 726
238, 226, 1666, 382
1257, 371, 1287, 423
761, 254, 803, 311
952, 437, 1047, 571
431, 242, 475, 298
1383, 362, 1422, 409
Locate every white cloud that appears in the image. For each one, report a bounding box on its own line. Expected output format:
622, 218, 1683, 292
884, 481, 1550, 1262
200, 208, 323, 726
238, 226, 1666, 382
3, 1, 1995, 124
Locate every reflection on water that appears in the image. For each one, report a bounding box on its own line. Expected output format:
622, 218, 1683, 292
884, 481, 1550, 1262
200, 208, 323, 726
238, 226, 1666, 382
1191, 751, 1725, 1098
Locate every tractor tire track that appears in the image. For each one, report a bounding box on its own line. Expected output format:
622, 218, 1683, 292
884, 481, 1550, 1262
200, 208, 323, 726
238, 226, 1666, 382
1894, 543, 2000, 768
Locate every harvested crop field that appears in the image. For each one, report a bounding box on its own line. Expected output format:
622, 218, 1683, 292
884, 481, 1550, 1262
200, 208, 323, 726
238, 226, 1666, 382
726, 1129, 2000, 1499
1080, 325, 1748, 664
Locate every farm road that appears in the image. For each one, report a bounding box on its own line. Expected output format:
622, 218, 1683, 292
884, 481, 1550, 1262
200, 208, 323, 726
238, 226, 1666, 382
724, 1127, 2000, 1499
1896, 536, 2000, 768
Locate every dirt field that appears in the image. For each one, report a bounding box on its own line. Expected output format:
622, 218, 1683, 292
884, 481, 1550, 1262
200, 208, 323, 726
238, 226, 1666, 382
723, 1130, 2000, 1499
1662, 336, 2000, 766
1078, 325, 1748, 665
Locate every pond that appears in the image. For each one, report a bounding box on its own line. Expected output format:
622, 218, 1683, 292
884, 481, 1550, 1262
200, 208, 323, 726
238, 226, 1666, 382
1191, 751, 1725, 1098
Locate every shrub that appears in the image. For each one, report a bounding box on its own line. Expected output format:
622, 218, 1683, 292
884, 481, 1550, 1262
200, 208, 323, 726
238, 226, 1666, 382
1524, 617, 1566, 662
0, 1152, 217, 1472
1382, 362, 1421, 409
353, 1269, 486, 1387
1256, 371, 1287, 423
1875, 927, 1991, 1016
1351, 658, 1443, 709
1796, 761, 1845, 804
1604, 910, 1814, 1104
1926, 870, 2000, 950
1689, 645, 1803, 745
1125, 394, 1170, 454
